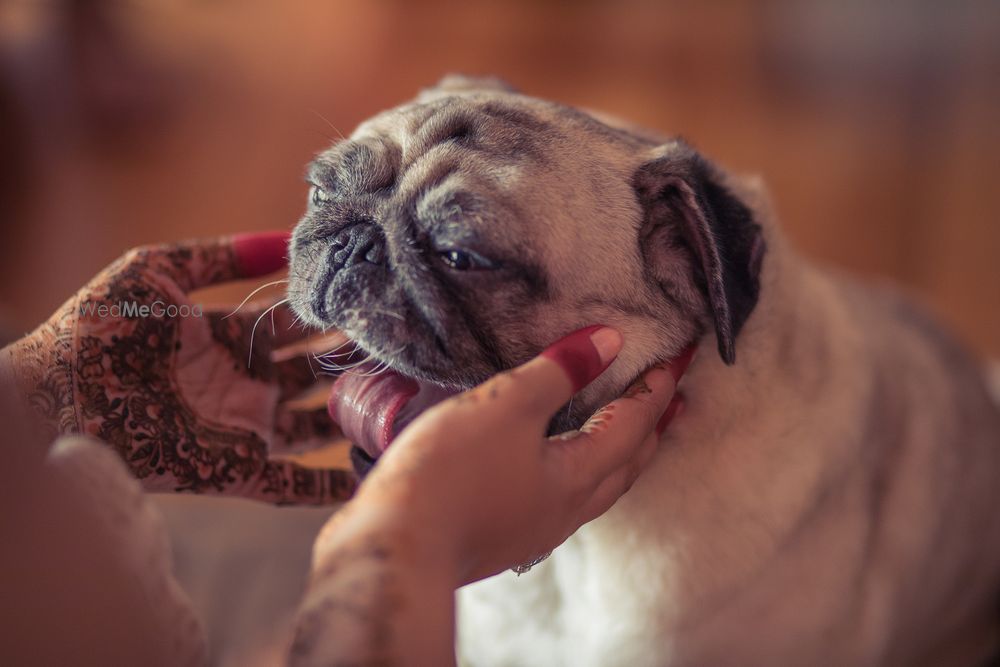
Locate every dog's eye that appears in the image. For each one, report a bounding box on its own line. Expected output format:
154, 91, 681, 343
310, 185, 331, 206
439, 248, 495, 271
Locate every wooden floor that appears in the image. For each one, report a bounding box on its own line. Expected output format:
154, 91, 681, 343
1, 0, 997, 358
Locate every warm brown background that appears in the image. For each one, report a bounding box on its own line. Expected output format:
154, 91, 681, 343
1, 0, 998, 357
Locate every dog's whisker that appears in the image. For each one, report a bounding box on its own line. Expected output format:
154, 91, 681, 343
371, 309, 406, 322
353, 347, 406, 377
352, 361, 391, 378
303, 344, 318, 379
316, 353, 357, 367
308, 108, 345, 140
313, 350, 358, 368
333, 343, 405, 378
315, 352, 373, 373
332, 306, 405, 324
223, 279, 289, 320
315, 336, 356, 360
247, 298, 289, 368
314, 357, 352, 371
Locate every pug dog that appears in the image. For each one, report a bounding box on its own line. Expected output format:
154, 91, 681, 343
287, 76, 1000, 666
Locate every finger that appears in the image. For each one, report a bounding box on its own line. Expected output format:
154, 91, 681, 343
273, 355, 321, 401
202, 307, 326, 400
272, 406, 340, 454
655, 393, 686, 436
238, 459, 356, 505
202, 304, 315, 383
141, 231, 291, 293
576, 430, 660, 524
550, 364, 677, 480
199, 311, 283, 382
231, 231, 293, 278
205, 301, 312, 349
471, 325, 622, 422
578, 392, 687, 524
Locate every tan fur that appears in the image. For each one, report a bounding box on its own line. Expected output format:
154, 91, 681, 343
287, 77, 1000, 665
459, 184, 1000, 666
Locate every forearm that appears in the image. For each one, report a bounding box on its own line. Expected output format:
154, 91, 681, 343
289, 507, 459, 667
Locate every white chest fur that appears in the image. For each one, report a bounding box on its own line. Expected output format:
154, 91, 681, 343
457, 511, 684, 667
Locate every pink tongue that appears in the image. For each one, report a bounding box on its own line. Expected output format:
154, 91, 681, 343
328, 366, 457, 460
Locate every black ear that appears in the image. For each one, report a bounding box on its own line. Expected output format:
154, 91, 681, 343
633, 141, 766, 364
419, 74, 518, 100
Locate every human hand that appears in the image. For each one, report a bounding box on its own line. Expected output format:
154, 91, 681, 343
316, 326, 693, 584
289, 327, 691, 666
1, 232, 354, 504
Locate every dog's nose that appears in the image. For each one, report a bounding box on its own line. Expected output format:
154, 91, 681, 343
330, 224, 387, 272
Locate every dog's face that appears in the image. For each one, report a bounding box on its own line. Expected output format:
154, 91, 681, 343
288, 76, 764, 434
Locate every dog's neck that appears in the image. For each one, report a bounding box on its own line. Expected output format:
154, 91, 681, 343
692, 182, 853, 384
682, 207, 854, 432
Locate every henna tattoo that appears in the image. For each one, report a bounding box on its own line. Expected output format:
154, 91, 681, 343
622, 378, 653, 398
1, 295, 80, 446
451, 391, 481, 406
2, 238, 355, 504
205, 311, 274, 383
580, 404, 615, 435
290, 535, 400, 667
451, 375, 507, 406
274, 408, 338, 451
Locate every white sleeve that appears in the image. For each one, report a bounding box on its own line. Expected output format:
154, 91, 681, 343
43, 435, 209, 667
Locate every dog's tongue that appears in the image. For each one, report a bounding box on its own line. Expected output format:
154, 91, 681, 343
328, 365, 457, 461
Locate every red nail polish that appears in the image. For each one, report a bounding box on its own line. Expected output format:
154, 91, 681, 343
232, 231, 291, 278
540, 325, 621, 392
655, 394, 684, 436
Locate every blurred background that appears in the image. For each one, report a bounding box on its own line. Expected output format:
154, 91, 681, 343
1, 0, 998, 358
1, 4, 998, 663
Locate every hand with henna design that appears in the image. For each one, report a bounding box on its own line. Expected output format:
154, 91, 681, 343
0, 232, 355, 504
289, 327, 694, 666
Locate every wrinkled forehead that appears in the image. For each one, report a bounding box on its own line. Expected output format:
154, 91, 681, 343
312, 93, 645, 204
310, 95, 567, 198
353, 94, 559, 159
308, 95, 583, 222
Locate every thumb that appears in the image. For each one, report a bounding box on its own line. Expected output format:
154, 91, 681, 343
141, 231, 291, 293
481, 325, 622, 423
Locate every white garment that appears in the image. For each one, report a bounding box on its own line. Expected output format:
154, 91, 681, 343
33, 436, 333, 667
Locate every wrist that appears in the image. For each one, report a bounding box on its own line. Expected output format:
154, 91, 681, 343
313, 497, 464, 588
296, 498, 460, 667
1, 316, 77, 444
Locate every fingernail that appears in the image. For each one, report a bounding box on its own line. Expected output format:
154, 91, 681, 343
589, 327, 623, 367
541, 325, 622, 393
667, 345, 697, 382
232, 231, 291, 277
655, 394, 685, 436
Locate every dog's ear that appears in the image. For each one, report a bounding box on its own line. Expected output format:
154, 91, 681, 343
633, 141, 766, 364
418, 74, 518, 101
